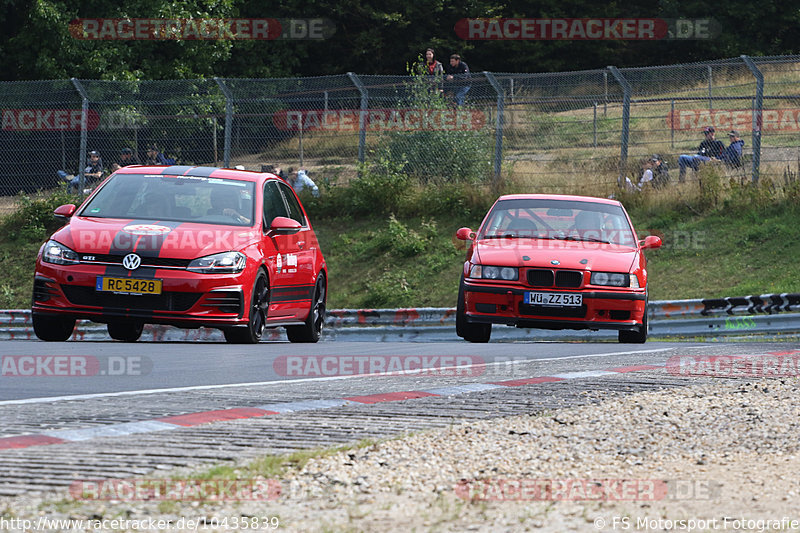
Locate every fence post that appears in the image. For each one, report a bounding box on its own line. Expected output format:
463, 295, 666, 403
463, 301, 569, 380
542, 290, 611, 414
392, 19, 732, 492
707, 65, 713, 111
484, 72, 504, 184
213, 77, 233, 168
741, 55, 763, 183
347, 72, 367, 164
70, 78, 89, 199
593, 102, 597, 148
607, 66, 631, 182
670, 99, 675, 149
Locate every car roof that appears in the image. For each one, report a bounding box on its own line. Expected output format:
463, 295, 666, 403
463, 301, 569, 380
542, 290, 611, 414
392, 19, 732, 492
496, 194, 622, 207
114, 165, 276, 183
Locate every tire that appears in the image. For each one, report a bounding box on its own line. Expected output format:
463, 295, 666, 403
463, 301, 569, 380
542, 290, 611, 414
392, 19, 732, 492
287, 273, 326, 343
107, 321, 144, 342
456, 277, 491, 343
224, 270, 269, 344
619, 299, 648, 344
32, 313, 76, 342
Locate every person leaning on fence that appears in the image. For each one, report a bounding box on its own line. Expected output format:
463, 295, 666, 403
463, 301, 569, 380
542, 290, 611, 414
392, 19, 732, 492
677, 126, 725, 182
720, 130, 745, 168
444, 54, 471, 106
289, 168, 320, 197
57, 150, 104, 193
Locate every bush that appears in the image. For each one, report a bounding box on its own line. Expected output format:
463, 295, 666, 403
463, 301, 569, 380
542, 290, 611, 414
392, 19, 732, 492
373, 67, 493, 185
0, 190, 76, 243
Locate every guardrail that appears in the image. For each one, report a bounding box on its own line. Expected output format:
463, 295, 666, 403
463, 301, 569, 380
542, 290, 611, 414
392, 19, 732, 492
5, 293, 800, 341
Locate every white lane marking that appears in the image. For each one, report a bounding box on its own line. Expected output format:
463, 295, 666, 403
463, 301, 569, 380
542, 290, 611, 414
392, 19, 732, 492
42, 420, 176, 441
551, 370, 618, 379
254, 399, 350, 413
0, 348, 674, 406
422, 383, 505, 396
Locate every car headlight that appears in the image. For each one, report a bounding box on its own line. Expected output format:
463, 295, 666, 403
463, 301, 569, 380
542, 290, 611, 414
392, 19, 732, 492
187, 252, 246, 274
590, 271, 630, 287
469, 265, 518, 281
42, 240, 80, 265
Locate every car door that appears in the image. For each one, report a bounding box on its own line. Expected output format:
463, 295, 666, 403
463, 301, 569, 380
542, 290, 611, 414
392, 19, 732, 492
262, 180, 304, 319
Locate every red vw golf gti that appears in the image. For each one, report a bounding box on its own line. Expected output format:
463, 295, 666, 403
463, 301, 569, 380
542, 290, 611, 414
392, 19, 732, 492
455, 194, 661, 343
32, 166, 327, 343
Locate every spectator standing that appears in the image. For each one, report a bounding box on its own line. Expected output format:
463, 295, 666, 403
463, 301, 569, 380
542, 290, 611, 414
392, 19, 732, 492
678, 126, 725, 182
445, 54, 471, 106
423, 48, 444, 76
289, 168, 319, 197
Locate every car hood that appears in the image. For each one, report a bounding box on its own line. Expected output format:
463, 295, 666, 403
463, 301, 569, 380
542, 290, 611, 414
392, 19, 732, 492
473, 238, 638, 272
51, 217, 261, 259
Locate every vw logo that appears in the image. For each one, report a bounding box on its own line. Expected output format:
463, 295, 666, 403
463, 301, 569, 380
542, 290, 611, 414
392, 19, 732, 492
122, 253, 142, 270
550, 260, 560, 265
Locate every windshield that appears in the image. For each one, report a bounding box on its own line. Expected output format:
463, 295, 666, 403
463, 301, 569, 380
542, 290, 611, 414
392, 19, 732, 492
78, 173, 256, 227
480, 198, 636, 246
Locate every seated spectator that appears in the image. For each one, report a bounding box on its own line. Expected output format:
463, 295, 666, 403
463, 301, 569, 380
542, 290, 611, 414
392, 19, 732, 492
145, 145, 169, 165
58, 150, 104, 193
289, 168, 319, 197
721, 130, 745, 168
678, 126, 725, 182
110, 147, 140, 172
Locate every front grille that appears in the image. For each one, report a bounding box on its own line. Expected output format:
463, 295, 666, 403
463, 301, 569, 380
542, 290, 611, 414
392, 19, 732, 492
80, 254, 191, 268
526, 269, 583, 288
555, 270, 583, 288
519, 303, 587, 318
527, 269, 554, 287
62, 286, 201, 311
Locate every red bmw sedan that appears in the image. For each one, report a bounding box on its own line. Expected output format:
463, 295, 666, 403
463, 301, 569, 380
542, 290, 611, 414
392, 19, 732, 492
32, 165, 327, 343
455, 194, 661, 343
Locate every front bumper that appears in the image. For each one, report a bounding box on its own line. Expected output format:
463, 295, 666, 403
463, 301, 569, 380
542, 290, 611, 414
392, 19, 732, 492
463, 280, 646, 331
32, 262, 248, 327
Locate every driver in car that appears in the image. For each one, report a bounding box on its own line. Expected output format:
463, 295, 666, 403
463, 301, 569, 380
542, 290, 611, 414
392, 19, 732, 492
208, 188, 250, 224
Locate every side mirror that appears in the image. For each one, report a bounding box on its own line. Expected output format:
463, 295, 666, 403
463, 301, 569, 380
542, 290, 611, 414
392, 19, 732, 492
268, 216, 302, 235
54, 204, 77, 221
640, 235, 663, 249
455, 227, 475, 240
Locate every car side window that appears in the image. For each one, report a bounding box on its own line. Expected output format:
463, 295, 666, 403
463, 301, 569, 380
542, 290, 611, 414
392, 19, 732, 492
263, 181, 289, 228
278, 183, 306, 226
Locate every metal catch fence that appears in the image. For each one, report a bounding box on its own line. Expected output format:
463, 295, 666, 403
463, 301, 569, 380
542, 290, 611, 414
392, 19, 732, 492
0, 54, 798, 197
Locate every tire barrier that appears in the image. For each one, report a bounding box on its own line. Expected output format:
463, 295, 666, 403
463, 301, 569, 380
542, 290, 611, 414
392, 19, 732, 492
4, 294, 800, 341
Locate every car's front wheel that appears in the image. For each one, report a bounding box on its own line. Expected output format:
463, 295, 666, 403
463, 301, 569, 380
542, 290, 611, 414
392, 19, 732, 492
32, 314, 76, 342
107, 321, 144, 342
224, 270, 269, 344
287, 273, 326, 343
456, 277, 491, 343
